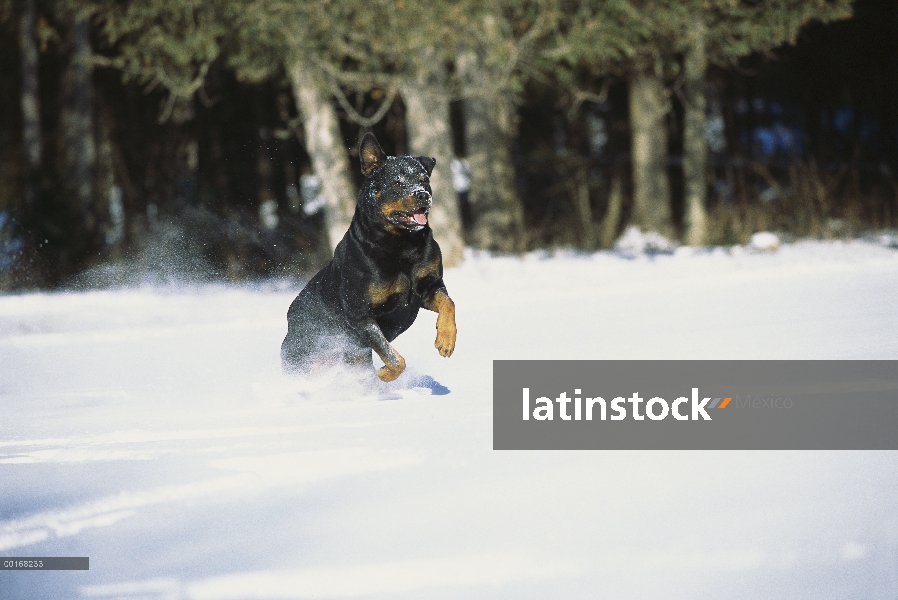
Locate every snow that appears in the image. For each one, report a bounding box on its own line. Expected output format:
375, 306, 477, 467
2, 239, 898, 600
749, 231, 782, 251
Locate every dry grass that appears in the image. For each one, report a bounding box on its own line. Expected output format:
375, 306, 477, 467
705, 159, 898, 246
525, 155, 898, 251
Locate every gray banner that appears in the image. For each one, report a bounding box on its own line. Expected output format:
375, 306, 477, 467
493, 360, 898, 450
1, 557, 89, 570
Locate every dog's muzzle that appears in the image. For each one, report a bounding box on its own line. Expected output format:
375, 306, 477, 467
392, 189, 432, 229
413, 190, 432, 205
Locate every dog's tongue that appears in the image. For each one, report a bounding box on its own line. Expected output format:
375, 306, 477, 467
412, 210, 427, 225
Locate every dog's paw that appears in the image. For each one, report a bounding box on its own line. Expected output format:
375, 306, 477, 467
377, 355, 406, 382
435, 325, 456, 357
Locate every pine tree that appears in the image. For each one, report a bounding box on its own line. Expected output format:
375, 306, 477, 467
226, 0, 359, 253
89, 0, 228, 122
453, 0, 561, 252
558, 0, 853, 243
225, 0, 468, 262
671, 0, 854, 245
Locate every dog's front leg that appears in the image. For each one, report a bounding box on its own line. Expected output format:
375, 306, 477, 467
359, 320, 406, 382
425, 289, 456, 357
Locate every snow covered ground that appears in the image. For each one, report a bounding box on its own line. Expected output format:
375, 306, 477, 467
2, 239, 898, 600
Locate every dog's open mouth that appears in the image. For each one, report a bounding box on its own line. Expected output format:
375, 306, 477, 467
394, 209, 428, 228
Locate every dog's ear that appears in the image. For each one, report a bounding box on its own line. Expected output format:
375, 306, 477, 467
415, 156, 436, 176
359, 133, 387, 176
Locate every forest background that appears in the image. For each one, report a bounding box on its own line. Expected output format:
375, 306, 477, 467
0, 0, 893, 288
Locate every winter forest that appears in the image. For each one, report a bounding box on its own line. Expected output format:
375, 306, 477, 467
1, 0, 896, 287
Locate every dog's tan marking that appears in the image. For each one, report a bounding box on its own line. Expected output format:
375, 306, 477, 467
413, 259, 440, 283
425, 290, 456, 357
375, 350, 405, 382
368, 273, 410, 306
380, 195, 417, 219
380, 195, 420, 235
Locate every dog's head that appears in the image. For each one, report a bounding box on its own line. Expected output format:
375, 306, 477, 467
357, 132, 436, 235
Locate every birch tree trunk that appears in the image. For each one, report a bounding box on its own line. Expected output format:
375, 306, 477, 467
60, 17, 98, 244
628, 68, 672, 236
400, 59, 465, 266
457, 52, 525, 253
96, 107, 125, 255
18, 0, 42, 210
289, 63, 356, 252
683, 22, 709, 246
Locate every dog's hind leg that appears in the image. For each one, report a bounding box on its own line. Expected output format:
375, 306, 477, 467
355, 320, 406, 382
375, 351, 405, 383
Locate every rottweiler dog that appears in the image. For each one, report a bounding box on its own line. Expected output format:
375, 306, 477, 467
281, 132, 456, 383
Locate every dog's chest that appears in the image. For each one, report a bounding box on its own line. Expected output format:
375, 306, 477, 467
367, 259, 439, 309
368, 273, 411, 306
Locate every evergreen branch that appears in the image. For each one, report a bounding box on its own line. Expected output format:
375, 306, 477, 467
327, 76, 398, 128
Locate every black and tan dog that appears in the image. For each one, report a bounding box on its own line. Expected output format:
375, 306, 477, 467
281, 133, 456, 382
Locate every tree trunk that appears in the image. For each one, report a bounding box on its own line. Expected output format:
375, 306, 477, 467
683, 22, 709, 246
572, 174, 595, 249
289, 63, 356, 252
60, 17, 97, 244
457, 52, 525, 253
96, 107, 125, 256
400, 59, 465, 267
18, 0, 42, 209
599, 169, 624, 248
628, 67, 672, 236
